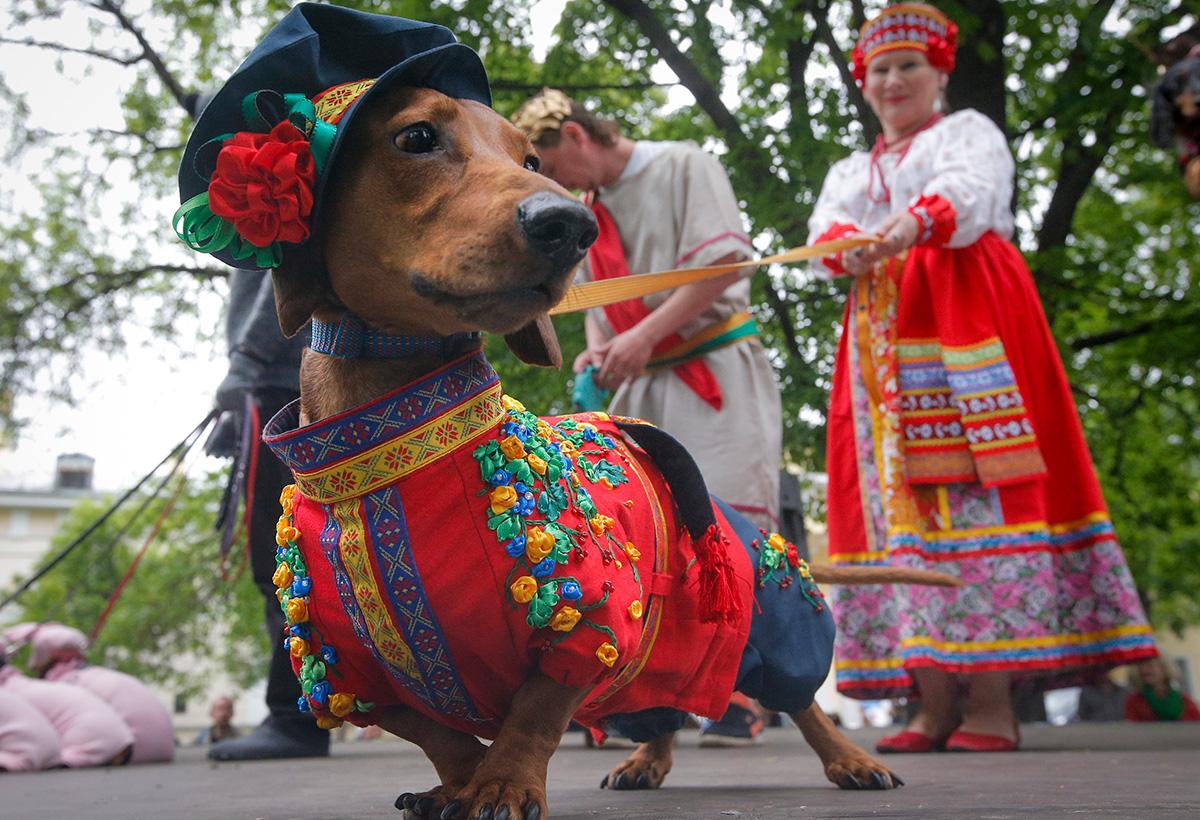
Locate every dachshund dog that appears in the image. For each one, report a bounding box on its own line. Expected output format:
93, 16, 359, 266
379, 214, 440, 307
177, 8, 953, 820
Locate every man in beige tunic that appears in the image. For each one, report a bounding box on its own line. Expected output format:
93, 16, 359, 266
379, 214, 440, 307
514, 91, 783, 744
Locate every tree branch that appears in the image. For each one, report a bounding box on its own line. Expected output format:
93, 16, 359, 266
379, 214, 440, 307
490, 80, 677, 92
92, 0, 188, 110
601, 0, 746, 143
1068, 309, 1200, 350
0, 36, 141, 65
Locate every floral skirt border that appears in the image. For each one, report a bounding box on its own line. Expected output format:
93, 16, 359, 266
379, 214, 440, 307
832, 519, 1158, 699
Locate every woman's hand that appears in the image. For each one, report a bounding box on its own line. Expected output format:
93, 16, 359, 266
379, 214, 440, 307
841, 211, 921, 275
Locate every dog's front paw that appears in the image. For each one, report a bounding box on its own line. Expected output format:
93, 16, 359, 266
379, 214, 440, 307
396, 786, 461, 820
439, 776, 546, 820
825, 753, 904, 790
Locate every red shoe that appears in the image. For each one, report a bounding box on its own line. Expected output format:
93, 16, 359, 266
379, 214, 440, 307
944, 727, 1020, 752
875, 729, 949, 754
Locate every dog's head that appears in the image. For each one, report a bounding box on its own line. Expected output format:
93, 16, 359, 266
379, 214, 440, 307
274, 85, 595, 368
176, 3, 595, 367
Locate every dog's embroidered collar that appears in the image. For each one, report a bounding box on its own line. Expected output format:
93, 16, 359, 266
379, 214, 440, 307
310, 313, 482, 359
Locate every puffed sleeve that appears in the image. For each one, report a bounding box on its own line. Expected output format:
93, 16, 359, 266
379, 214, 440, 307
807, 156, 867, 278
670, 145, 755, 270
917, 110, 1015, 248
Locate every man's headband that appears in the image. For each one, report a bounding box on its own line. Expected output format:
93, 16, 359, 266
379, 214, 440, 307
851, 4, 958, 86
511, 88, 573, 143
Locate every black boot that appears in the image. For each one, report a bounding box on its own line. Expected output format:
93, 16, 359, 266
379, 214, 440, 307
208, 713, 330, 761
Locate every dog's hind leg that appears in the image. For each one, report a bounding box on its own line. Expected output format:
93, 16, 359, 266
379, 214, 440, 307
599, 732, 675, 791
790, 703, 903, 790
377, 706, 489, 819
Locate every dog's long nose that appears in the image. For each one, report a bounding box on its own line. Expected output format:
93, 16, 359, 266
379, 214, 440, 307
517, 192, 598, 267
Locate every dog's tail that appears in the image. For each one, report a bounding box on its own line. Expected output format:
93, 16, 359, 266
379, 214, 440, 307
807, 564, 963, 587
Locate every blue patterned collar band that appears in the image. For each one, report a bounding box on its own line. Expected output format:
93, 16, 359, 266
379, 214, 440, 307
310, 314, 482, 359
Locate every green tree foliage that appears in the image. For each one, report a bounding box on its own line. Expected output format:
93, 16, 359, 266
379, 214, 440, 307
6, 469, 267, 698
1, 0, 1197, 631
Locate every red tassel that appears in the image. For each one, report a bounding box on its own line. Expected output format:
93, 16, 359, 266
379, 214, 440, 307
693, 524, 743, 624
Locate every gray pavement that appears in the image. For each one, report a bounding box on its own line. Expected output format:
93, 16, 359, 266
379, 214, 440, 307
6, 723, 1199, 820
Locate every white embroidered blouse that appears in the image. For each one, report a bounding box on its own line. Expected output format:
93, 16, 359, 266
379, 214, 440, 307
807, 109, 1016, 278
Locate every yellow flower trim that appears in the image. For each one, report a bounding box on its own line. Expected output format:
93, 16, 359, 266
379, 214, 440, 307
549, 606, 582, 632
596, 642, 619, 667
501, 395, 527, 413
316, 715, 344, 730
287, 597, 309, 623
767, 533, 788, 553
589, 514, 614, 535
328, 693, 356, 718
525, 527, 555, 562
527, 453, 548, 475
289, 637, 310, 657
490, 485, 518, 514
511, 575, 538, 604
500, 434, 527, 460
273, 563, 293, 588
628, 600, 643, 620
623, 542, 641, 562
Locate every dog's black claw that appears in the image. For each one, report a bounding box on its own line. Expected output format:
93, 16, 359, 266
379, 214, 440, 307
494, 806, 510, 820
397, 793, 416, 811
841, 773, 863, 790
869, 771, 890, 789
524, 804, 541, 820
600, 775, 609, 789
475, 802, 494, 820
441, 800, 461, 820
891, 774, 905, 788
612, 773, 627, 790
415, 796, 435, 818
635, 773, 650, 789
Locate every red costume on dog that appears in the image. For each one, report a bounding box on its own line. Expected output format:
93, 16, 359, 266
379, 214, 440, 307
264, 351, 771, 738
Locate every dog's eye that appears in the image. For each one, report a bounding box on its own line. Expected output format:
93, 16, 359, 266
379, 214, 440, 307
523, 155, 541, 173
397, 124, 438, 154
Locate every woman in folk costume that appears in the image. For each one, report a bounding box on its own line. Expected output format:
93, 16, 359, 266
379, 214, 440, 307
807, 3, 1157, 753
513, 90, 783, 743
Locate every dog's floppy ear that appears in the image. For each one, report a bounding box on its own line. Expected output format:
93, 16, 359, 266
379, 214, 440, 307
271, 252, 340, 337
504, 313, 562, 368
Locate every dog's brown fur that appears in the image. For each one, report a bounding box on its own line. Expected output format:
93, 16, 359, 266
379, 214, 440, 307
273, 85, 912, 820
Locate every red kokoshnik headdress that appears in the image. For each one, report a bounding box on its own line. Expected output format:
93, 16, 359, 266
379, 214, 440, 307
851, 4, 958, 86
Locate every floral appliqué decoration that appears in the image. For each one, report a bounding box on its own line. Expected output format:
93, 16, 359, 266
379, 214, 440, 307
473, 397, 640, 668
752, 531, 825, 612
274, 483, 374, 728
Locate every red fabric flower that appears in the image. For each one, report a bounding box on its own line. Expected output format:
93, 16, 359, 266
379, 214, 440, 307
208, 121, 316, 247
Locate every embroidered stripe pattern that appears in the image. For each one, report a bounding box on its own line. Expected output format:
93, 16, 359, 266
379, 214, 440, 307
321, 490, 480, 722
899, 336, 1047, 484
295, 383, 505, 503
267, 354, 498, 473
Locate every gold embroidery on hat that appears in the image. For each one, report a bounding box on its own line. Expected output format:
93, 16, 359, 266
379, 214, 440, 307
314, 79, 377, 124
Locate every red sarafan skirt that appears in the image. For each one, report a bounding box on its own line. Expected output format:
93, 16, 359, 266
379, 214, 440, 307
825, 232, 1157, 698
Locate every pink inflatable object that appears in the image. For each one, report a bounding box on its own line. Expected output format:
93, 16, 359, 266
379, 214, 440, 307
0, 688, 63, 772
0, 665, 134, 768
4, 623, 175, 763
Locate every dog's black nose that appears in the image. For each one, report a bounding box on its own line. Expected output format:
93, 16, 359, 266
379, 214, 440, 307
517, 192, 598, 266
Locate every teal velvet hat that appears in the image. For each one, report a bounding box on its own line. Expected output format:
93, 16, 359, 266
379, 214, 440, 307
176, 2, 491, 271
